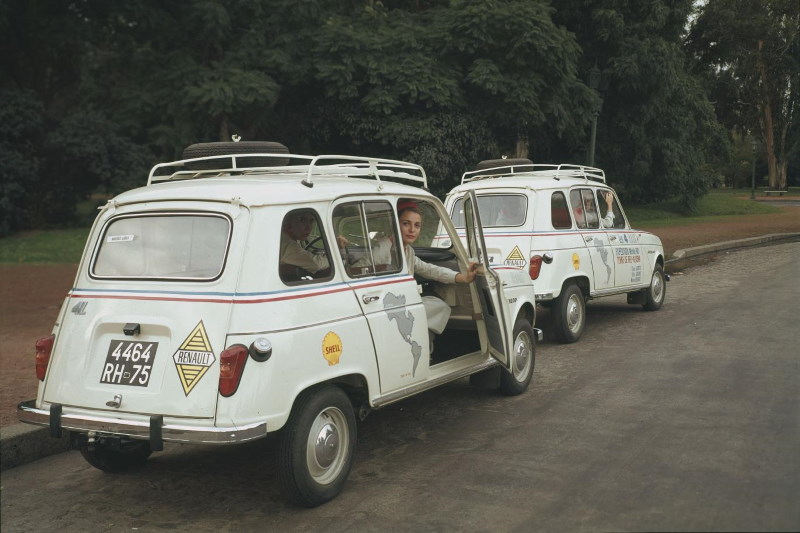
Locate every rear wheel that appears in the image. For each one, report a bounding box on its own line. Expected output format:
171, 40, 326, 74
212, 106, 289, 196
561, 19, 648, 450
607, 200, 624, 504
643, 264, 666, 311
278, 386, 356, 507
80, 439, 152, 473
552, 283, 585, 343
498, 318, 535, 396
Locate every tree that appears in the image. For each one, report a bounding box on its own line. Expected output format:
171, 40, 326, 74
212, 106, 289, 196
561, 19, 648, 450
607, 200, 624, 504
272, 0, 592, 195
554, 0, 727, 208
687, 0, 799, 190
0, 89, 44, 235
1, 0, 157, 229
75, 0, 282, 157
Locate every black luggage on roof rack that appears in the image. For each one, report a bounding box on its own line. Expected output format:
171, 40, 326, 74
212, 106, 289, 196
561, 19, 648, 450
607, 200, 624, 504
182, 141, 290, 169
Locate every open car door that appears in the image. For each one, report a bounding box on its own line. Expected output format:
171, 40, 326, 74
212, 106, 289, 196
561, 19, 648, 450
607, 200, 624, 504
463, 191, 511, 369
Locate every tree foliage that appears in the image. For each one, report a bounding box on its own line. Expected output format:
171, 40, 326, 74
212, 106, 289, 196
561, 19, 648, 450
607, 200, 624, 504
0, 0, 755, 233
553, 0, 727, 209
687, 0, 799, 190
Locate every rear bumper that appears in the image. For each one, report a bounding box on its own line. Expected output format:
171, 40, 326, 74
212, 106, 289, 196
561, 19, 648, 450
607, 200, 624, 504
17, 400, 267, 445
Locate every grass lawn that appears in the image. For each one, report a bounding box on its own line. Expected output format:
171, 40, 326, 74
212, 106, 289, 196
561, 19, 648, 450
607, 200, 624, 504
625, 189, 783, 226
0, 228, 90, 263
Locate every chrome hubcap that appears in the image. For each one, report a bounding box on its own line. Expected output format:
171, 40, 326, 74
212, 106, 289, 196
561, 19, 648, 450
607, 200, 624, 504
566, 294, 583, 333
512, 331, 532, 380
314, 423, 339, 468
651, 272, 664, 302
306, 407, 348, 484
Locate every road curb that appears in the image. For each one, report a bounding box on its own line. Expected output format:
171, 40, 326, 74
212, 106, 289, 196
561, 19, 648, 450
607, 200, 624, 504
668, 232, 800, 264
1, 423, 70, 471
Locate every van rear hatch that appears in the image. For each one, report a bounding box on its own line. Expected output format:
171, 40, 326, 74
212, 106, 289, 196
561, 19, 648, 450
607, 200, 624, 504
43, 208, 240, 419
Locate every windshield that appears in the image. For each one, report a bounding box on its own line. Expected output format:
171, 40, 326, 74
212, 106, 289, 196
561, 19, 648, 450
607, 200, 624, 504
92, 213, 231, 280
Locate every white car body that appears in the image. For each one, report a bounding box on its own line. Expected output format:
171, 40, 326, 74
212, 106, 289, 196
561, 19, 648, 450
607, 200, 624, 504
19, 146, 540, 506
441, 162, 667, 343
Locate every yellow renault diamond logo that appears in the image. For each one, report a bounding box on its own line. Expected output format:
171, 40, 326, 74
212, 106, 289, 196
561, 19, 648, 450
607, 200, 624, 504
504, 246, 527, 268
173, 321, 216, 396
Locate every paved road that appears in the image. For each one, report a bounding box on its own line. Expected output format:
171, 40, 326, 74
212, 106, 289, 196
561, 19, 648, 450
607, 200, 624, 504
2, 242, 799, 532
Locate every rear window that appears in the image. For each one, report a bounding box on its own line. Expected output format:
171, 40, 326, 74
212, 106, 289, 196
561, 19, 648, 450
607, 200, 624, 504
451, 194, 527, 228
91, 213, 231, 280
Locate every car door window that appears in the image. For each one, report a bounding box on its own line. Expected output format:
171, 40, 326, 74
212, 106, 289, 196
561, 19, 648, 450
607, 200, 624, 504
570, 189, 599, 229
333, 201, 402, 278
279, 209, 334, 284
596, 190, 627, 229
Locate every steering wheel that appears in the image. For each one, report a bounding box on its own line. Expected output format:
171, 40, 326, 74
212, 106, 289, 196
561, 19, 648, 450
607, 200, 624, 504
303, 236, 323, 251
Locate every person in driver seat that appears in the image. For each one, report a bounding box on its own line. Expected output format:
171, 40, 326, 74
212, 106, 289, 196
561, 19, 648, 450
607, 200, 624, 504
280, 210, 348, 277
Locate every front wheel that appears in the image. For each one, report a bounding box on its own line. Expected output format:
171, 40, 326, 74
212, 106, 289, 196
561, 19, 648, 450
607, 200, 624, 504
278, 385, 356, 507
552, 283, 585, 343
498, 318, 536, 396
80, 439, 152, 473
643, 264, 666, 311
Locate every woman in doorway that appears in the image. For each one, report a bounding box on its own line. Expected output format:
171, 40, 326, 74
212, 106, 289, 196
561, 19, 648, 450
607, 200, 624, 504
394, 200, 478, 353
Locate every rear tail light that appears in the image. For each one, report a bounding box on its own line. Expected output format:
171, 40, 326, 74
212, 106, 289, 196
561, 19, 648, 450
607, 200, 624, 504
219, 344, 248, 397
529, 255, 543, 280
35, 334, 55, 381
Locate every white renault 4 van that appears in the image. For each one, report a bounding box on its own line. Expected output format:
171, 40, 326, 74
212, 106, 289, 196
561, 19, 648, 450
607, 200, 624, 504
18, 142, 540, 507
442, 159, 667, 344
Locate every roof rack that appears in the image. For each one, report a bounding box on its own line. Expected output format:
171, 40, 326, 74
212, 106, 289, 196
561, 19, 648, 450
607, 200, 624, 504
147, 153, 428, 189
461, 163, 606, 185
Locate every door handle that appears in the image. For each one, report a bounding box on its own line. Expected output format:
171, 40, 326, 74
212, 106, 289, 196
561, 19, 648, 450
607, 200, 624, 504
584, 236, 594, 242
362, 295, 379, 304
609, 235, 618, 241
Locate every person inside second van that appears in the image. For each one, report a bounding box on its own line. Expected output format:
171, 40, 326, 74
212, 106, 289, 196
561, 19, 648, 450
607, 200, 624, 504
575, 191, 615, 229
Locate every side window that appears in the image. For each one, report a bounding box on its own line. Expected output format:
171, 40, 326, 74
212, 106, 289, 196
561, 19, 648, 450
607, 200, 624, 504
596, 190, 627, 229
569, 189, 586, 229
570, 189, 599, 229
332, 201, 402, 278
279, 209, 333, 285
550, 192, 571, 229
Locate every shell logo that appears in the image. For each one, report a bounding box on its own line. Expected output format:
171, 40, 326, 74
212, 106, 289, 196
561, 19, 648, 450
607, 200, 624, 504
322, 331, 343, 366
572, 253, 580, 270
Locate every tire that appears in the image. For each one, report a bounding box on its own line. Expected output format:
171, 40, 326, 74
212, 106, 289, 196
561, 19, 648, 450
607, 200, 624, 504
643, 263, 666, 311
498, 317, 536, 396
475, 158, 533, 171
278, 385, 356, 507
552, 283, 585, 343
181, 141, 289, 169
80, 440, 152, 473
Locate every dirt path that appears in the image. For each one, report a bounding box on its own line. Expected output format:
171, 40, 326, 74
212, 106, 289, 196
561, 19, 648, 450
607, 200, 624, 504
2, 205, 798, 427
1, 264, 79, 426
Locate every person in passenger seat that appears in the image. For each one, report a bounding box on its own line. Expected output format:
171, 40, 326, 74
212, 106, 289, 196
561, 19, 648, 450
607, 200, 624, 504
596, 191, 615, 228
576, 192, 615, 229
395, 201, 478, 355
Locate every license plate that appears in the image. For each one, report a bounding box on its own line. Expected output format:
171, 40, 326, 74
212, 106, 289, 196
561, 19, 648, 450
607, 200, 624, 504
100, 340, 158, 387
